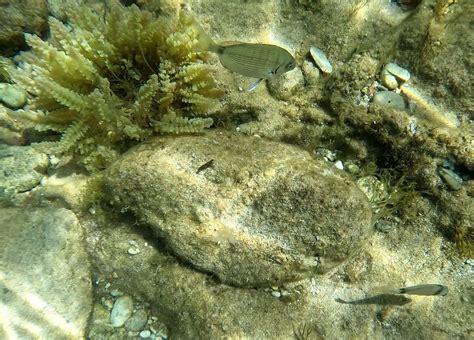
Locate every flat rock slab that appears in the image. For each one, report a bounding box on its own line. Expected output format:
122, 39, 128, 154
0, 207, 92, 338
105, 131, 373, 286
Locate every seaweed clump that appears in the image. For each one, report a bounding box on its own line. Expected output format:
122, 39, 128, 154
7, 0, 223, 171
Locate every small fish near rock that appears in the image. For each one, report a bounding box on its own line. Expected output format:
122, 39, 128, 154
193, 21, 296, 91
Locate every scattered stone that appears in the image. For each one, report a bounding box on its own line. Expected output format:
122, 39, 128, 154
356, 176, 388, 204
126, 309, 148, 331
375, 219, 394, 233
267, 66, 304, 100
0, 145, 48, 197
128, 246, 140, 255
315, 147, 336, 162
301, 59, 320, 85
345, 163, 360, 174
309, 46, 333, 74
140, 330, 152, 338
0, 83, 27, 109
271, 291, 281, 298
105, 131, 373, 286
334, 160, 344, 170
438, 167, 462, 191
372, 91, 406, 110
110, 295, 134, 327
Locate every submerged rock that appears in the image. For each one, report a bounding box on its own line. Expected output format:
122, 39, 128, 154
0, 145, 48, 200
105, 131, 372, 286
0, 207, 91, 338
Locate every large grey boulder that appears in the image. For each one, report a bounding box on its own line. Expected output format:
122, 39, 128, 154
105, 131, 373, 286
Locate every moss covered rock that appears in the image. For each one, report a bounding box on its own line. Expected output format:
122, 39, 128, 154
105, 131, 373, 287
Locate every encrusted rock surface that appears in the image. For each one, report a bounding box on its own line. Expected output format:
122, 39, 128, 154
105, 131, 373, 287
0, 207, 92, 338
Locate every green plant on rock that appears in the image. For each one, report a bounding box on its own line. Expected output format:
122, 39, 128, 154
6, 0, 223, 171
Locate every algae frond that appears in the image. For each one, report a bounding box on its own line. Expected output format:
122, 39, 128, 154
6, 0, 223, 171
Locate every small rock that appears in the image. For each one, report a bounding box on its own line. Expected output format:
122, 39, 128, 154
302, 60, 320, 86
334, 160, 344, 170
346, 163, 360, 174
309, 46, 333, 74
110, 295, 134, 327
438, 168, 462, 191
271, 291, 281, 298
372, 91, 406, 110
128, 246, 140, 255
140, 330, 152, 338
267, 66, 304, 101
375, 219, 394, 233
357, 176, 388, 204
0, 83, 27, 109
126, 309, 148, 331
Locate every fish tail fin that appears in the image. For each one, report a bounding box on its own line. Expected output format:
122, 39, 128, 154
190, 18, 219, 54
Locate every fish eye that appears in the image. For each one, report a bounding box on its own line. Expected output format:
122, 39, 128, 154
287, 61, 295, 70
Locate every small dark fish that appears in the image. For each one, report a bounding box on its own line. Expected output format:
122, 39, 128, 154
196, 159, 214, 174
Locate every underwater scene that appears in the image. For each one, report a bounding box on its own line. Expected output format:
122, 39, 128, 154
0, 0, 472, 338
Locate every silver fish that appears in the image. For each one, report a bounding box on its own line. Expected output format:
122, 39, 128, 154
193, 21, 295, 90
395, 284, 448, 296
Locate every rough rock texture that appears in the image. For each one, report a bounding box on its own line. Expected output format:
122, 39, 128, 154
84, 205, 473, 339
0, 145, 48, 201
105, 131, 373, 287
0, 207, 92, 339
0, 0, 48, 56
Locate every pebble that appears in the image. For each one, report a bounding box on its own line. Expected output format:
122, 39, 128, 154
315, 147, 336, 162
372, 91, 406, 110
271, 290, 281, 298
375, 219, 394, 233
267, 66, 304, 101
438, 168, 462, 191
140, 330, 152, 338
302, 59, 320, 85
0, 83, 27, 109
334, 160, 344, 170
345, 163, 360, 174
110, 295, 134, 327
309, 46, 333, 74
356, 176, 388, 204
125, 309, 148, 331
128, 246, 140, 255
383, 63, 411, 82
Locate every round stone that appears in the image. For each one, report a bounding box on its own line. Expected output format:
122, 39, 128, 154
105, 132, 373, 287
110, 295, 133, 327
267, 66, 305, 100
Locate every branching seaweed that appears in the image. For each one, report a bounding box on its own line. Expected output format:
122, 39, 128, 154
6, 0, 223, 171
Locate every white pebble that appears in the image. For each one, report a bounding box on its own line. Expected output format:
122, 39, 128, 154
140, 330, 152, 338
271, 291, 281, 298
110, 295, 134, 327
128, 247, 140, 255
309, 46, 333, 74
334, 160, 344, 170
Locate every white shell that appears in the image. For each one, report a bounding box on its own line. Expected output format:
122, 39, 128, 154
383, 63, 410, 82
373, 91, 406, 110
309, 46, 333, 74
